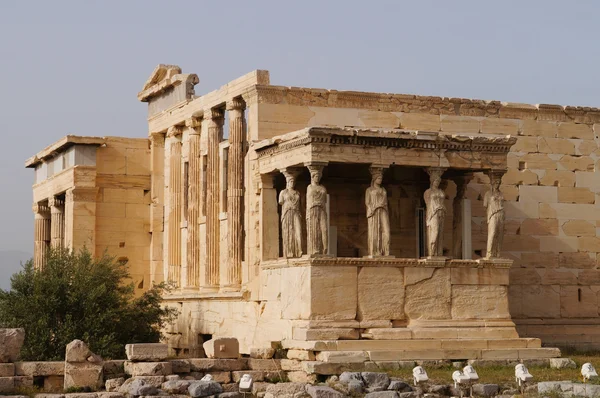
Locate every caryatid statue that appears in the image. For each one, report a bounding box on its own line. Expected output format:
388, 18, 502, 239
278, 169, 303, 258
366, 166, 390, 257
306, 163, 328, 256
424, 167, 447, 257
484, 171, 505, 258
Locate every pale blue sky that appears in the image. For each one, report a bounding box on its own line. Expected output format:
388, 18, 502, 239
0, 0, 598, 258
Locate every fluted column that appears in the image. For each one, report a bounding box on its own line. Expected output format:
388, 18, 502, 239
223, 98, 246, 291
203, 108, 224, 291
150, 132, 166, 284
33, 203, 50, 270
186, 117, 202, 288
167, 126, 183, 287
49, 197, 65, 249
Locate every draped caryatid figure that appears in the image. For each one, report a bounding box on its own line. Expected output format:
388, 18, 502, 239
366, 167, 390, 257
279, 169, 302, 258
484, 171, 505, 258
306, 164, 328, 256
424, 167, 447, 257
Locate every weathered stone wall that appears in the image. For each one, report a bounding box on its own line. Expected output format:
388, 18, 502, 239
247, 87, 600, 349
93, 137, 151, 294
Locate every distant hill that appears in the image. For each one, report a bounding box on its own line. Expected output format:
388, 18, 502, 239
0, 250, 32, 290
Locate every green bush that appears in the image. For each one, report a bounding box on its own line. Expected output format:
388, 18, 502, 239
0, 248, 177, 360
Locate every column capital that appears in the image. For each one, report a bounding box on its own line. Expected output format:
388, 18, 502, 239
204, 107, 225, 121
150, 132, 166, 146
166, 125, 183, 137
48, 197, 64, 208
32, 203, 50, 215
226, 97, 246, 111
185, 116, 202, 131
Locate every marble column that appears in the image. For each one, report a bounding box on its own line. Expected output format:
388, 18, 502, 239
49, 197, 65, 249
204, 108, 224, 291
452, 174, 473, 259
224, 98, 245, 291
33, 203, 50, 270
167, 126, 183, 287
185, 117, 202, 288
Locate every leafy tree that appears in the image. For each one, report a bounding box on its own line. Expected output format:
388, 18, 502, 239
0, 248, 177, 360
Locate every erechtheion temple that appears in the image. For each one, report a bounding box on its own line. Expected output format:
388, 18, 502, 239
27, 64, 600, 363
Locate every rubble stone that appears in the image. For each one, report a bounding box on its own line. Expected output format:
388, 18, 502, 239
187, 380, 223, 397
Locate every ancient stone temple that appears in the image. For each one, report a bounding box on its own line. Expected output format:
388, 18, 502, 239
28, 64, 600, 361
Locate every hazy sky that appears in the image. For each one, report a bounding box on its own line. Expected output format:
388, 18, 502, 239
0, 0, 599, 257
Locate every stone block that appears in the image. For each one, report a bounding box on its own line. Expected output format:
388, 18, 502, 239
440, 115, 480, 134
519, 185, 558, 203
511, 136, 537, 153
578, 270, 600, 284
188, 359, 247, 372
451, 268, 508, 285
502, 169, 538, 185
65, 340, 92, 363
510, 268, 541, 285
542, 270, 577, 285
357, 267, 404, 321
249, 347, 275, 360
451, 285, 510, 320
311, 266, 357, 320
579, 237, 600, 252
558, 123, 593, 139
539, 236, 578, 253
0, 377, 14, 393
231, 370, 283, 383
286, 371, 318, 383
539, 170, 575, 187
64, 362, 103, 390
520, 153, 557, 170
561, 286, 598, 318
286, 350, 315, 361
520, 219, 558, 236
537, 137, 575, 154
550, 358, 577, 369
397, 113, 440, 131
559, 155, 595, 171
520, 120, 557, 137
247, 359, 281, 371
562, 220, 596, 236
280, 359, 302, 371
203, 338, 239, 359
521, 252, 558, 268
0, 329, 24, 363
207, 371, 231, 384
15, 362, 64, 376
521, 285, 561, 318
558, 187, 596, 204
123, 361, 172, 376
0, 364, 14, 377
169, 359, 191, 373
315, 351, 368, 363
124, 343, 168, 362
13, 375, 32, 388
404, 268, 451, 320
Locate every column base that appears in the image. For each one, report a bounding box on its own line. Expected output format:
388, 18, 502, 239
363, 255, 395, 259
199, 285, 220, 294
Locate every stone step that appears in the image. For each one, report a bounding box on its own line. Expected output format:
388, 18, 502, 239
282, 337, 542, 351
313, 347, 560, 363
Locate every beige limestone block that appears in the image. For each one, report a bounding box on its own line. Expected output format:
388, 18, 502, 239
357, 267, 404, 321
287, 350, 315, 361
521, 285, 561, 318
450, 268, 509, 285
440, 115, 481, 134
559, 155, 595, 172
395, 112, 441, 131
504, 201, 539, 218
44, 375, 63, 391
481, 118, 520, 135
123, 361, 172, 376
308, 107, 362, 127
539, 236, 579, 252
501, 185, 519, 201
539, 170, 576, 187
280, 359, 302, 371
562, 220, 596, 236
510, 268, 541, 285
579, 237, 600, 252
96, 154, 127, 175
503, 235, 540, 252
520, 219, 558, 236
521, 252, 558, 268
519, 185, 558, 203
64, 362, 103, 390
310, 266, 357, 320
315, 351, 368, 363
203, 338, 239, 359
519, 348, 561, 359
357, 109, 401, 128
125, 343, 168, 361
520, 153, 557, 170
558, 123, 594, 139
451, 285, 510, 319
125, 148, 150, 175
576, 172, 600, 191
281, 267, 311, 320
520, 120, 558, 137
537, 137, 575, 155
247, 359, 281, 371
15, 361, 64, 376
539, 203, 600, 220
542, 270, 577, 285
575, 140, 598, 155
404, 267, 434, 285
502, 169, 538, 185
561, 286, 598, 317
579, 270, 600, 284
560, 252, 595, 269
0, 364, 13, 377
404, 268, 451, 320
292, 328, 358, 340
188, 358, 248, 372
